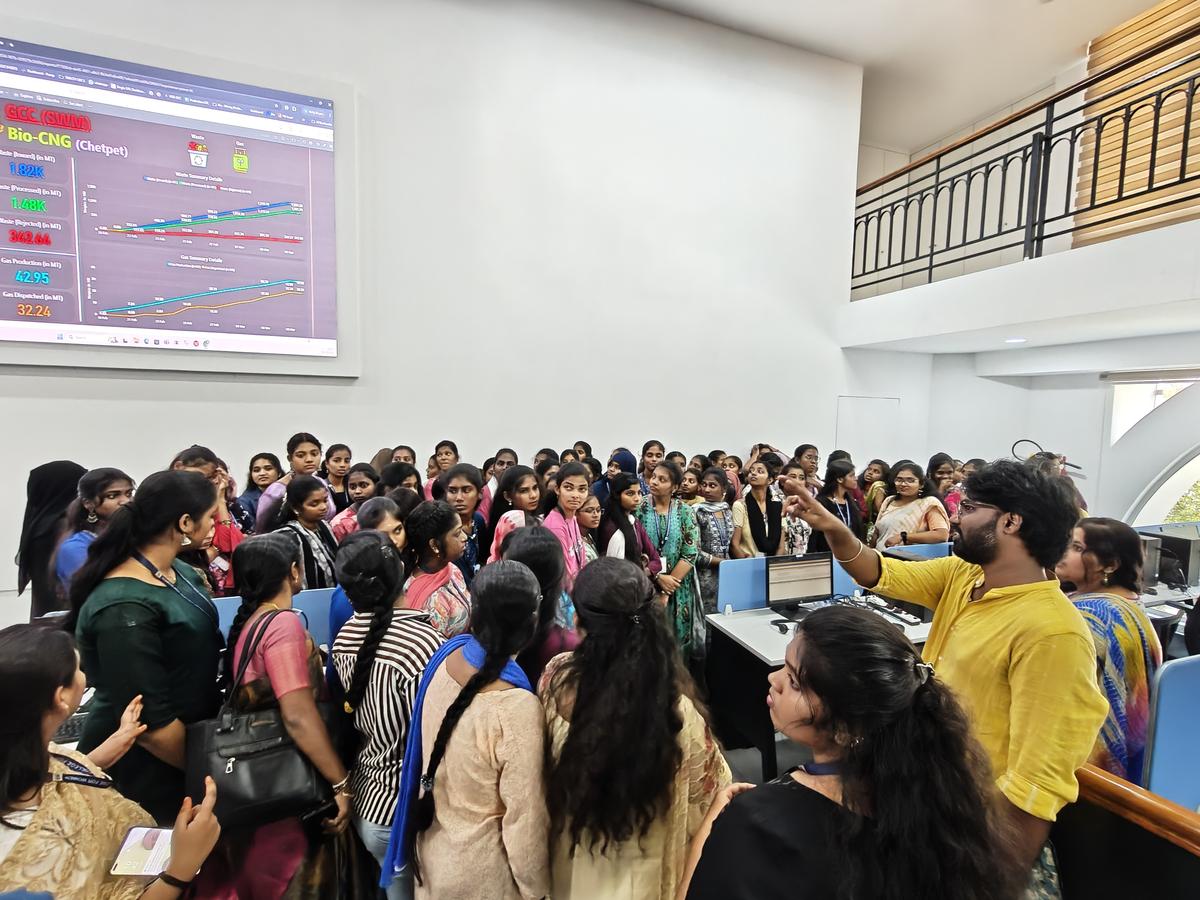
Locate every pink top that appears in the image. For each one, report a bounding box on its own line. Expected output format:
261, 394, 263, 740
488, 510, 539, 563
331, 506, 359, 543
478, 482, 495, 523
543, 508, 587, 589
232, 611, 314, 699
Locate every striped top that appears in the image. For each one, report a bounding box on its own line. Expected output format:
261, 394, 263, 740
331, 608, 443, 826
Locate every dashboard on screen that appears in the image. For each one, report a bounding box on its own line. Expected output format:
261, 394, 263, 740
0, 36, 336, 357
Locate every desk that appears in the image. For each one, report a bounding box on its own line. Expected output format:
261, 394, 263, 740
1139, 586, 1194, 609
705, 606, 930, 780
1137, 586, 1194, 655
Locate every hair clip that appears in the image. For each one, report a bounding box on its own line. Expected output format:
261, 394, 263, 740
914, 660, 935, 685
420, 774, 434, 792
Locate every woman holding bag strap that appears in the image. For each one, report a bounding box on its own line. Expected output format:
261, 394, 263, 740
191, 533, 351, 899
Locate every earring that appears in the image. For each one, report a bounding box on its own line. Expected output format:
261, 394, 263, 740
86, 511, 99, 524
1102, 571, 1110, 587
180, 534, 192, 548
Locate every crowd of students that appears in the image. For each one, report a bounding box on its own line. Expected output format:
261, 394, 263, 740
2, 435, 1166, 899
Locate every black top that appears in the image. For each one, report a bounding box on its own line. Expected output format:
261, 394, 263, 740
687, 774, 875, 900
808, 496, 863, 554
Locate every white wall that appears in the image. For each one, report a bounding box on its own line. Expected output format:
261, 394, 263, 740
924, 355, 1107, 509
0, 0, 874, 593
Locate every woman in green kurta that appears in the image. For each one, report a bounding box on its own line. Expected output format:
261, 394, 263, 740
637, 462, 700, 662
68, 469, 223, 824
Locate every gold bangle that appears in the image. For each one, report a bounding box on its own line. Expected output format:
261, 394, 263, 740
834, 539, 865, 565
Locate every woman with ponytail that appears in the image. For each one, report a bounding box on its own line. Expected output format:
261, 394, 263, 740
193, 533, 351, 899
331, 532, 442, 899
383, 561, 548, 899
327, 490, 424, 680
541, 558, 730, 899
678, 605, 1025, 900
70, 470, 222, 823
502, 526, 577, 685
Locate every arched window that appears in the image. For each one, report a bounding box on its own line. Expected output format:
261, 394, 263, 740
1134, 453, 1200, 526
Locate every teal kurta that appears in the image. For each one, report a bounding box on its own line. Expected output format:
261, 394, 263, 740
75, 561, 223, 823
637, 498, 700, 661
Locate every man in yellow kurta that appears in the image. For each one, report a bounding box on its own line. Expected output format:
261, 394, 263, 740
782, 459, 1106, 875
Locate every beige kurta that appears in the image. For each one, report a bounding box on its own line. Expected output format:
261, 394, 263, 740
541, 655, 732, 900
414, 664, 550, 900
0, 744, 154, 900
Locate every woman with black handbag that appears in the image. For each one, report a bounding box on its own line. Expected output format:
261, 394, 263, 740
191, 533, 353, 898
69, 469, 223, 825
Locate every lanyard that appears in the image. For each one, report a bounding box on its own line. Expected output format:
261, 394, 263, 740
647, 502, 675, 554
832, 499, 852, 529
133, 552, 218, 626
48, 753, 113, 790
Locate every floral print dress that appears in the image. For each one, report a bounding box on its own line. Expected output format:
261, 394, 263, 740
637, 497, 700, 662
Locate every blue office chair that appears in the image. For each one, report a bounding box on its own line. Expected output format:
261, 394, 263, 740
1143, 654, 1200, 810
715, 557, 767, 611
293, 587, 336, 647
214, 587, 336, 648
214, 595, 241, 638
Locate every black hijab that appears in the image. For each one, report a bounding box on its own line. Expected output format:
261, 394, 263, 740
16, 460, 86, 594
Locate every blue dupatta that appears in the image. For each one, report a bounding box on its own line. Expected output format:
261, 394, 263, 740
380, 633, 533, 886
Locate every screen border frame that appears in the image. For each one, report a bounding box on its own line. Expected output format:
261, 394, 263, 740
765, 551, 835, 609
0, 16, 361, 379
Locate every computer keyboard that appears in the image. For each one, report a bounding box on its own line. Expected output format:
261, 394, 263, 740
54, 709, 89, 745
863, 595, 922, 626
52, 688, 94, 745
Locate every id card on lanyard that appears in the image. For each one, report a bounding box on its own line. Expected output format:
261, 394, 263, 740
132, 552, 218, 626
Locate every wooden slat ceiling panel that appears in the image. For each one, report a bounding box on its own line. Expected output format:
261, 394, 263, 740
1073, 0, 1200, 246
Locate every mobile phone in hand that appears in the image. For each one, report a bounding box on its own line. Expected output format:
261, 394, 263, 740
110, 826, 172, 877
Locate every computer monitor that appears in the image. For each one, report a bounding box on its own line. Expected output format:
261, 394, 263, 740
1139, 534, 1161, 589
1149, 524, 1200, 588
765, 553, 834, 612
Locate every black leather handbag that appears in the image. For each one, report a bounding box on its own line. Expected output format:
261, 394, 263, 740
185, 610, 333, 829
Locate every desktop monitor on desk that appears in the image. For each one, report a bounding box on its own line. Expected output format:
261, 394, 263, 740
765, 553, 834, 616
1140, 524, 1200, 588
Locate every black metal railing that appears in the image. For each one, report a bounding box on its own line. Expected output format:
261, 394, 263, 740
852, 22, 1200, 296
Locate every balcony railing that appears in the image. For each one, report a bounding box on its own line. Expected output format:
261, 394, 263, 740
852, 22, 1200, 297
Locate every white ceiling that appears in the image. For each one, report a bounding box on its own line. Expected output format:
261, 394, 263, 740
637, 0, 1159, 152
845, 299, 1200, 356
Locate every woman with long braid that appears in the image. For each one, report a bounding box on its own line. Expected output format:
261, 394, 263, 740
331, 531, 443, 900
192, 533, 350, 898
383, 561, 548, 899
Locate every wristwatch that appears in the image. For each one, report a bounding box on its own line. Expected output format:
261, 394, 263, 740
900, 531, 909, 545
